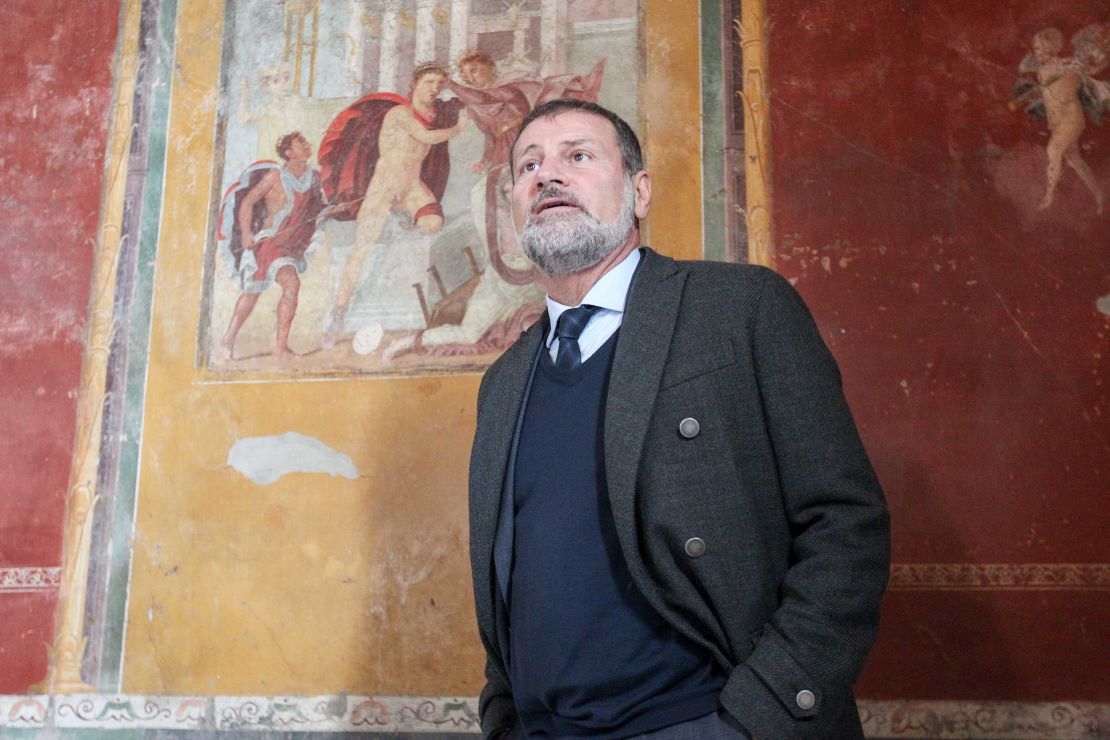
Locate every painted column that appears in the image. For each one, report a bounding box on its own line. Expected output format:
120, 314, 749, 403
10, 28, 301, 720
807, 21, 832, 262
378, 1, 401, 92
415, 0, 437, 64
736, 0, 773, 267
35, 0, 143, 693
449, 0, 469, 64
539, 0, 567, 75
346, 0, 366, 94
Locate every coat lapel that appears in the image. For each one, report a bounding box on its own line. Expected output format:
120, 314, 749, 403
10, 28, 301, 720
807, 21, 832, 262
605, 249, 685, 586
469, 315, 546, 640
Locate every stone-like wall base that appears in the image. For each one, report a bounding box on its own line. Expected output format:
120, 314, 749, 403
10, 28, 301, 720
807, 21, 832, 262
0, 695, 1106, 737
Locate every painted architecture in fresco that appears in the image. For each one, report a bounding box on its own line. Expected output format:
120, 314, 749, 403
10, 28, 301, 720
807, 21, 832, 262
201, 0, 638, 374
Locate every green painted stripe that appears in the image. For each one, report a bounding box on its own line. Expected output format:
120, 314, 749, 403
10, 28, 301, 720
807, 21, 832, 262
99, 0, 179, 691
700, 0, 727, 262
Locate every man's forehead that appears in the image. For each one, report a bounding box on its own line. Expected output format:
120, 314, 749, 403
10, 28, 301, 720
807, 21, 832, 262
515, 112, 618, 152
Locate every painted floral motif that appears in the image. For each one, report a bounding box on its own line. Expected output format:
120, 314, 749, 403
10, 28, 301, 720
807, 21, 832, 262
0, 567, 61, 593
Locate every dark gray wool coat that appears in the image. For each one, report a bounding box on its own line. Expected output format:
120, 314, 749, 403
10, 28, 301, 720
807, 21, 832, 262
469, 248, 891, 739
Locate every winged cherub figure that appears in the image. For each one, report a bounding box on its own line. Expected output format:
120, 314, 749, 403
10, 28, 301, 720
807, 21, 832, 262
1011, 23, 1110, 214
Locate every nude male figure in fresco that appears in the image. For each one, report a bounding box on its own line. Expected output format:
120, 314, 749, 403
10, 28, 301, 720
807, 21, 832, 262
219, 131, 325, 360
318, 63, 470, 348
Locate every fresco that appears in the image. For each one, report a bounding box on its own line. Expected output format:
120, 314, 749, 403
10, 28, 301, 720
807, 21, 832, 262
761, 1, 1109, 703
1011, 23, 1109, 216
200, 0, 638, 375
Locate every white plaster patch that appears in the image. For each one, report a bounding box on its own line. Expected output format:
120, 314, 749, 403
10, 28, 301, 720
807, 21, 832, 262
228, 432, 359, 485
1097, 293, 1110, 317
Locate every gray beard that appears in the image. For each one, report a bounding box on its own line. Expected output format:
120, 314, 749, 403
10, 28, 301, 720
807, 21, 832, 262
518, 181, 636, 278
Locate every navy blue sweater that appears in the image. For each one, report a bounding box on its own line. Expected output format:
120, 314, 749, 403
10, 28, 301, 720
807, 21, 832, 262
509, 332, 723, 738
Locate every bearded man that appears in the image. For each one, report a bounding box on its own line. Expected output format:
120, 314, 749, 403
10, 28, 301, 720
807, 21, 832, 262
468, 99, 890, 739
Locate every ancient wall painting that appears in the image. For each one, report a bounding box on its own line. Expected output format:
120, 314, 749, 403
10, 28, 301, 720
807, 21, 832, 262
199, 0, 638, 376
1010, 22, 1109, 217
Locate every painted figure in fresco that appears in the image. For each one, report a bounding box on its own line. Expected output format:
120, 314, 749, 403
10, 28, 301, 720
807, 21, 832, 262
378, 52, 608, 364
218, 131, 325, 359
468, 99, 889, 739
317, 63, 470, 347
1013, 24, 1110, 214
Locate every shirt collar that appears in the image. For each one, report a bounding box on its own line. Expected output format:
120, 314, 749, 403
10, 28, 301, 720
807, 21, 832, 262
544, 248, 642, 346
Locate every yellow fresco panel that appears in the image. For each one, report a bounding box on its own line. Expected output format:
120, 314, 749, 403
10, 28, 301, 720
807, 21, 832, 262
123, 0, 702, 695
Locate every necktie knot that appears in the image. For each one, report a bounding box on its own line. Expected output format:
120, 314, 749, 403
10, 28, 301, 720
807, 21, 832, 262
554, 304, 598, 368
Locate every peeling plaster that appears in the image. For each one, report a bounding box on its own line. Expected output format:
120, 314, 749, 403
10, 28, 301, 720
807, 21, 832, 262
227, 432, 359, 484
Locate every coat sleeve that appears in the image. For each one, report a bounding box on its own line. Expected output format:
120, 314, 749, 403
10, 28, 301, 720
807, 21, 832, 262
479, 654, 516, 739
720, 269, 890, 738
472, 367, 518, 739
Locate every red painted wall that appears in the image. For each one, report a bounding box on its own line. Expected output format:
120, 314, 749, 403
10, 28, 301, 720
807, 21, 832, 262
770, 1, 1108, 700
0, 0, 121, 692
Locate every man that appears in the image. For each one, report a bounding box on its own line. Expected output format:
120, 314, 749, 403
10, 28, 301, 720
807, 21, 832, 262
468, 99, 890, 739
317, 63, 470, 346
219, 131, 324, 359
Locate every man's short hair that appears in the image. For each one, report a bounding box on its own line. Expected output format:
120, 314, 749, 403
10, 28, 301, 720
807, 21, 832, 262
276, 131, 303, 161
411, 62, 449, 87
511, 98, 643, 178
457, 49, 495, 69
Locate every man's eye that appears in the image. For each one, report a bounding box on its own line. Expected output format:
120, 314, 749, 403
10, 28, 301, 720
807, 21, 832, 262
521, 161, 539, 173
571, 152, 589, 162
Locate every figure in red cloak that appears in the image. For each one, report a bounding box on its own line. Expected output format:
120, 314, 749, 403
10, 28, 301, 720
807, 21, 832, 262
218, 131, 325, 359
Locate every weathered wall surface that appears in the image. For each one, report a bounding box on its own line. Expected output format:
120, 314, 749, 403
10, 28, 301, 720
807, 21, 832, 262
0, 0, 121, 692
768, 1, 1108, 701
115, 0, 703, 697
7, 0, 1105, 730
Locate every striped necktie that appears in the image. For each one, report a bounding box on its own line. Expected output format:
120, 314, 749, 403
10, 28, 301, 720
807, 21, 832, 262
554, 304, 599, 369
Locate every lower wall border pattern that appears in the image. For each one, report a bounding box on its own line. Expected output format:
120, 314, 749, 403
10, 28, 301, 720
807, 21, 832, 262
0, 694, 478, 733
0, 568, 62, 593
0, 696, 1106, 737
887, 564, 1110, 591
860, 701, 1107, 738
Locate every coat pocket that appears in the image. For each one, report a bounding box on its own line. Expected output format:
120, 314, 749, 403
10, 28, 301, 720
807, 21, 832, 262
658, 339, 736, 391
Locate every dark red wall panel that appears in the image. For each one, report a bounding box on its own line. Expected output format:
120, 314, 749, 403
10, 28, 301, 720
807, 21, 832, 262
769, 0, 1108, 700
0, 0, 121, 692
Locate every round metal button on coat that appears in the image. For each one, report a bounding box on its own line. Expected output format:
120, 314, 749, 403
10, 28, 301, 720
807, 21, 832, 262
796, 690, 816, 710
678, 417, 700, 439
684, 537, 706, 557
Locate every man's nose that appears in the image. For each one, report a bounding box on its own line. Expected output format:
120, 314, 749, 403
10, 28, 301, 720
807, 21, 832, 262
533, 158, 567, 188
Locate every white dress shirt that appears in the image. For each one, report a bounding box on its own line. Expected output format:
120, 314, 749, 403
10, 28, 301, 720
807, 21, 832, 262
544, 248, 641, 364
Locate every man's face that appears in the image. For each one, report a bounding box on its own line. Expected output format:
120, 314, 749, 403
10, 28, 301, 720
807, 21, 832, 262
510, 111, 648, 277
460, 60, 495, 88
413, 72, 446, 104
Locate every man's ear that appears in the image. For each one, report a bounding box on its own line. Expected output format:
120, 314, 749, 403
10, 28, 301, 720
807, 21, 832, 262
633, 170, 652, 220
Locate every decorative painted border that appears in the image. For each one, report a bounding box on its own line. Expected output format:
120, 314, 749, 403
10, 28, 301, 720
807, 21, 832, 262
0, 694, 478, 733
859, 701, 1108, 738
0, 568, 62, 593
2, 696, 1106, 737
888, 564, 1110, 591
